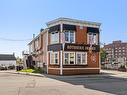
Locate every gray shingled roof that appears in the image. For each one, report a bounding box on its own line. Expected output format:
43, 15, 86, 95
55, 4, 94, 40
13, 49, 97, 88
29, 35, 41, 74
0, 54, 16, 60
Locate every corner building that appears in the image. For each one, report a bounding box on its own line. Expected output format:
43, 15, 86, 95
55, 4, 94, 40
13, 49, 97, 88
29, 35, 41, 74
47, 18, 101, 75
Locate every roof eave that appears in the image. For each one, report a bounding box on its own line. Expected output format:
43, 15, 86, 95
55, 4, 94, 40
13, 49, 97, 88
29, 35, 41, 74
46, 17, 101, 28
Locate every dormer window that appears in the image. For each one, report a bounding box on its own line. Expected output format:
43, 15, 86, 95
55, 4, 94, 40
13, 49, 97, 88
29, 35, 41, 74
64, 31, 75, 43
50, 32, 59, 44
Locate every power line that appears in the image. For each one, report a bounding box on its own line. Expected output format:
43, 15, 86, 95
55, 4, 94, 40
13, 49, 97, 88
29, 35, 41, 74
0, 37, 32, 41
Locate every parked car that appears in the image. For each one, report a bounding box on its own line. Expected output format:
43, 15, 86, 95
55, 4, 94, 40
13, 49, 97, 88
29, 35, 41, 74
8, 65, 15, 70
0, 66, 7, 70
118, 65, 127, 72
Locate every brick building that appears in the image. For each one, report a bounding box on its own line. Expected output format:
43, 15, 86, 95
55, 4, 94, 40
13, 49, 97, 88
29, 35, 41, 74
28, 17, 101, 75
28, 29, 48, 68
104, 40, 127, 64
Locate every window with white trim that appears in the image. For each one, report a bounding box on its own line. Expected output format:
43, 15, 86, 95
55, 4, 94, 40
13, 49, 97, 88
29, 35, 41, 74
87, 33, 98, 45
29, 44, 33, 53
64, 53, 69, 64
76, 52, 87, 64
64, 31, 75, 43
64, 52, 75, 65
50, 32, 59, 44
35, 38, 39, 50
50, 52, 59, 64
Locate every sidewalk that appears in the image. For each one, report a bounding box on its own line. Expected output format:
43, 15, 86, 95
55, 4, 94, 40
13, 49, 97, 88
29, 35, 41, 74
101, 69, 127, 78
1, 69, 127, 78
0, 70, 45, 77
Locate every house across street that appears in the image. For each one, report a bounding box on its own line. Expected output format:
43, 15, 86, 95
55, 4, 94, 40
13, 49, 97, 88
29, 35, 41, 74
0, 54, 16, 70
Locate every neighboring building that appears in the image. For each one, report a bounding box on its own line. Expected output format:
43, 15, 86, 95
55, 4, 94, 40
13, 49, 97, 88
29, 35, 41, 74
0, 54, 16, 69
28, 29, 48, 68
104, 40, 127, 63
27, 17, 101, 75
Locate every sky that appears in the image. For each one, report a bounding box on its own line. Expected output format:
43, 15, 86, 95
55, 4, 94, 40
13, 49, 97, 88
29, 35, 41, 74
0, 0, 127, 57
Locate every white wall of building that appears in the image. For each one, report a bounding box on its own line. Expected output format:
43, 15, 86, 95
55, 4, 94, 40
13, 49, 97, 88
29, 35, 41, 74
0, 60, 16, 67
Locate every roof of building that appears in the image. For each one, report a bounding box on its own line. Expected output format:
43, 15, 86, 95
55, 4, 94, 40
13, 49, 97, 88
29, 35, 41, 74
28, 28, 48, 45
104, 40, 127, 47
46, 17, 101, 28
28, 17, 101, 45
0, 54, 16, 60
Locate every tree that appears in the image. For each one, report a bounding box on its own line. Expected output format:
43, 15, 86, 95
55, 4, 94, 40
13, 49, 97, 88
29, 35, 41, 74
100, 48, 107, 62
16, 57, 23, 65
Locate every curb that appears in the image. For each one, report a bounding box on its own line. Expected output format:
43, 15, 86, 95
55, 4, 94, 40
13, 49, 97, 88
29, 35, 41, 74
8, 71, 45, 77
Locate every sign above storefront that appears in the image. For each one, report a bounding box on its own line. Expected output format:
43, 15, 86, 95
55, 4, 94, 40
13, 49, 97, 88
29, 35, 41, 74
64, 43, 100, 52
48, 43, 100, 52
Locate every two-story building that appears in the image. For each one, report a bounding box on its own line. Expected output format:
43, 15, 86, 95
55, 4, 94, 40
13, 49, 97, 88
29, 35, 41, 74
28, 29, 48, 68
28, 17, 101, 75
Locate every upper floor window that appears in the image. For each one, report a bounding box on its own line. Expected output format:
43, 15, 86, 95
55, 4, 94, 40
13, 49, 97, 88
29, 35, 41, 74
87, 33, 98, 45
29, 44, 33, 53
64, 31, 75, 43
35, 38, 39, 50
50, 32, 59, 44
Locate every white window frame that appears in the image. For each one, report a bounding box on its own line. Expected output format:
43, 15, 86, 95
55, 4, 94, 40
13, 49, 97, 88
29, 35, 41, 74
64, 30, 75, 43
29, 44, 33, 53
35, 38, 39, 50
87, 32, 98, 45
64, 52, 75, 65
50, 52, 59, 64
76, 52, 87, 65
50, 32, 59, 44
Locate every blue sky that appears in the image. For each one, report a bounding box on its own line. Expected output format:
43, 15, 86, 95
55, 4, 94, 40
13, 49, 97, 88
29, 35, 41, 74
0, 0, 127, 57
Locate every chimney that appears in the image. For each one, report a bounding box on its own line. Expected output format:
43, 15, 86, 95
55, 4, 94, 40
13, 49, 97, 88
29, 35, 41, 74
33, 34, 35, 39
40, 28, 44, 32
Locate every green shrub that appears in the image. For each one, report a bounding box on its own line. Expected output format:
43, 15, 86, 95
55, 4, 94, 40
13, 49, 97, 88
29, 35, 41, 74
18, 68, 43, 74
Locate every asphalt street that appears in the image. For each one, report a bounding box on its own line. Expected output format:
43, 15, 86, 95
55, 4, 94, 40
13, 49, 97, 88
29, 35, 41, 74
0, 70, 127, 95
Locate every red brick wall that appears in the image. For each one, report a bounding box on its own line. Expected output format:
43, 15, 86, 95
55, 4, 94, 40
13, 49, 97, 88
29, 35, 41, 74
76, 26, 87, 44
87, 52, 99, 68
62, 69, 100, 75
48, 69, 60, 75
48, 68, 100, 75
75, 26, 99, 68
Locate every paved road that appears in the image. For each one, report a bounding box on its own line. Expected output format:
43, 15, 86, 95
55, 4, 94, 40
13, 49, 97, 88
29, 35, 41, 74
0, 70, 127, 95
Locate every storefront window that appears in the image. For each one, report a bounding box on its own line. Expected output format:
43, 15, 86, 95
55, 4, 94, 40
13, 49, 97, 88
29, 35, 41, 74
64, 52, 75, 65
76, 52, 87, 64
82, 53, 87, 64
50, 52, 59, 64
77, 54, 81, 64
70, 53, 75, 64
55, 53, 58, 63
64, 53, 69, 64
64, 31, 75, 43
50, 32, 59, 44
64, 52, 87, 65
